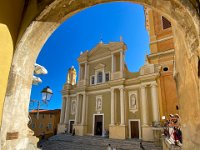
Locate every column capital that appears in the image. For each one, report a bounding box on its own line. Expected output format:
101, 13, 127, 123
119, 87, 124, 91
140, 84, 146, 89
150, 82, 157, 87
110, 88, 115, 92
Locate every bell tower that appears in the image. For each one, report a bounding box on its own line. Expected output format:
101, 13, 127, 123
144, 7, 179, 118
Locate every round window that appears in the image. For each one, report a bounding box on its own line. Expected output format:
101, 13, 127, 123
163, 67, 168, 72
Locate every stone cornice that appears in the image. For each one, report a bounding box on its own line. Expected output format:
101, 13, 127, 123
148, 49, 175, 60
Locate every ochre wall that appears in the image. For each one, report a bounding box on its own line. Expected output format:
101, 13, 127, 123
0, 0, 54, 128
87, 92, 111, 134
146, 9, 179, 119
0, 0, 25, 127
29, 111, 60, 137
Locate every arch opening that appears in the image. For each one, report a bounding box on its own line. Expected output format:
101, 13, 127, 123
1, 0, 199, 149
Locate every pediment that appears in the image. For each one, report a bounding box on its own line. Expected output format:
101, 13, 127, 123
94, 63, 105, 70
88, 43, 110, 59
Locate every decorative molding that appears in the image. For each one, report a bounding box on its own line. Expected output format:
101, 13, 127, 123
96, 95, 102, 112
128, 119, 141, 139
93, 114, 104, 136
71, 100, 76, 115
87, 89, 110, 95
94, 63, 105, 70
148, 49, 175, 59
88, 55, 111, 64
150, 36, 173, 44
128, 91, 138, 114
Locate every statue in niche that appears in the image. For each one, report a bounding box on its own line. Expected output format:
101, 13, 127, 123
71, 100, 76, 115
130, 94, 137, 109
96, 98, 102, 111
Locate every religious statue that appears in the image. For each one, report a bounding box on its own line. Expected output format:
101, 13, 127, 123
96, 97, 102, 111
130, 94, 137, 109
71, 100, 76, 115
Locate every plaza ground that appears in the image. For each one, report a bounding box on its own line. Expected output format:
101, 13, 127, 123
41, 134, 162, 150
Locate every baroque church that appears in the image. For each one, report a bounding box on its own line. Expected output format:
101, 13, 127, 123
57, 8, 178, 141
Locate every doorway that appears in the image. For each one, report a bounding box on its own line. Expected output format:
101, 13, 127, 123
69, 120, 75, 134
130, 120, 139, 139
94, 115, 103, 136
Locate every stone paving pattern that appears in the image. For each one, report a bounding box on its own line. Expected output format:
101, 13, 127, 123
41, 134, 162, 150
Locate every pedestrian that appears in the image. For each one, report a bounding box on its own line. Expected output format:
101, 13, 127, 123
72, 128, 75, 136
140, 142, 145, 150
107, 144, 112, 150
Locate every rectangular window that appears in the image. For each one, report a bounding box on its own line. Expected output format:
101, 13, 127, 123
97, 72, 103, 83
105, 73, 110, 82
90, 76, 95, 85
48, 123, 52, 129
32, 123, 35, 129
39, 123, 43, 129
50, 114, 52, 118
42, 114, 45, 119
162, 16, 171, 29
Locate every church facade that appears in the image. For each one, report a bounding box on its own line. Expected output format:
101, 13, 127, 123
58, 41, 162, 141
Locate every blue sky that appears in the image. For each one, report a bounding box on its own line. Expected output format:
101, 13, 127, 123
30, 2, 149, 110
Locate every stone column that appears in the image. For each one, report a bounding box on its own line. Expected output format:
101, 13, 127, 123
75, 94, 79, 124
151, 83, 159, 123
120, 51, 124, 71
84, 63, 87, 80
60, 97, 66, 123
64, 96, 70, 124
111, 54, 114, 73
111, 88, 115, 125
140, 85, 148, 126
120, 87, 125, 125
81, 94, 86, 125
78, 64, 81, 80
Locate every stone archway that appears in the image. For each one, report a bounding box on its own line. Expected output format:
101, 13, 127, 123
1, 0, 199, 149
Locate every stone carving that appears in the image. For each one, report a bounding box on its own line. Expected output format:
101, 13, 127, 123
71, 100, 76, 115
129, 92, 138, 113
130, 94, 137, 110
96, 96, 102, 111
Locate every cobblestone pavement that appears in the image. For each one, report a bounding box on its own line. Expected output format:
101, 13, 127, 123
41, 134, 162, 150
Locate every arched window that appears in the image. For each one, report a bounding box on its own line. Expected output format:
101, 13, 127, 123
97, 72, 103, 83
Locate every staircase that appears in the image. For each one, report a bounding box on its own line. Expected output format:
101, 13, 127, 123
41, 134, 162, 150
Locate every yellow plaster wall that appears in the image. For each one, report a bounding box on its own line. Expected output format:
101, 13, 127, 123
126, 89, 141, 122
0, 0, 25, 127
87, 92, 111, 134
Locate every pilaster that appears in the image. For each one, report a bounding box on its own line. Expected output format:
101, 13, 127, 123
140, 85, 148, 126
120, 87, 125, 125
151, 82, 160, 123
110, 88, 115, 125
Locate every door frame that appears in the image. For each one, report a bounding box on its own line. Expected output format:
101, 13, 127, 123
68, 119, 75, 133
93, 113, 104, 136
128, 119, 141, 139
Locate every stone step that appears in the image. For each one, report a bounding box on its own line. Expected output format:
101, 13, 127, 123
42, 134, 162, 150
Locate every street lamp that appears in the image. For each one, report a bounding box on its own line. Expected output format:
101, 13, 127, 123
31, 86, 53, 119
41, 86, 53, 104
